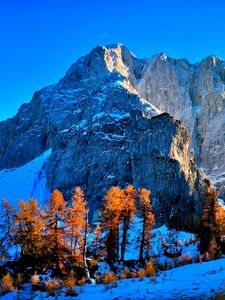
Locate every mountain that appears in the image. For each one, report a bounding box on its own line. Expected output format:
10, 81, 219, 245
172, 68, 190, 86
0, 43, 224, 230
0, 150, 51, 208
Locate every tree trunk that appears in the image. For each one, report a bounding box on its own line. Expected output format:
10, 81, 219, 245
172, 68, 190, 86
121, 214, 129, 261
83, 211, 90, 281
139, 208, 146, 263
117, 225, 120, 261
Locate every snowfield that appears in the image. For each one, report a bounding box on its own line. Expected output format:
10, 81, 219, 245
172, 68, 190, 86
0, 150, 51, 209
1, 258, 225, 299
77, 259, 225, 300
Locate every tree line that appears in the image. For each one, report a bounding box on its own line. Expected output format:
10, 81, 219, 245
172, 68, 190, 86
0, 185, 154, 278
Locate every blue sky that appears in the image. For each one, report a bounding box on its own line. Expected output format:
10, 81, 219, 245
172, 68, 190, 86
0, 0, 225, 121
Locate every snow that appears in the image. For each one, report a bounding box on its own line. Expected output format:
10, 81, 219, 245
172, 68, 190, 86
112, 81, 123, 88
92, 112, 129, 122
76, 258, 225, 300
109, 112, 130, 119
140, 97, 161, 114
218, 198, 225, 210
101, 133, 124, 141
0, 149, 52, 209
76, 119, 87, 129
124, 221, 197, 262
213, 172, 225, 184
59, 120, 87, 133
93, 95, 106, 102
2, 259, 225, 299
92, 112, 105, 121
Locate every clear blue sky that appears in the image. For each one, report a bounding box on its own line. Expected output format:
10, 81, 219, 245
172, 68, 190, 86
0, 0, 225, 121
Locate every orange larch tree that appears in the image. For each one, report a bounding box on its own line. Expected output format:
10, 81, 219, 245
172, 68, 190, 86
199, 180, 221, 259
120, 185, 136, 261
13, 198, 45, 259
45, 189, 68, 273
0, 199, 14, 262
66, 187, 87, 260
137, 188, 154, 262
100, 186, 123, 262
92, 224, 102, 258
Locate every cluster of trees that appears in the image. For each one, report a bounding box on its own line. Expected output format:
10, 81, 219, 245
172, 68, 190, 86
98, 186, 154, 263
0, 187, 89, 277
0, 185, 154, 278
199, 179, 222, 259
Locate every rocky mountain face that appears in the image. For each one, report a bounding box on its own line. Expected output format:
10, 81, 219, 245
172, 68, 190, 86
0, 43, 224, 229
132, 52, 225, 197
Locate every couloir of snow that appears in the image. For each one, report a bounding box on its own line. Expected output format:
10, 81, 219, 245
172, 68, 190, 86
0, 149, 52, 209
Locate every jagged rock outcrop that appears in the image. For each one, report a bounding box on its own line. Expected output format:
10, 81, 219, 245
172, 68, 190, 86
0, 43, 224, 229
127, 110, 205, 230
133, 53, 225, 197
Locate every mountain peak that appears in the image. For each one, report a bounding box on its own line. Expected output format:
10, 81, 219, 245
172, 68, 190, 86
199, 55, 224, 68
61, 43, 139, 90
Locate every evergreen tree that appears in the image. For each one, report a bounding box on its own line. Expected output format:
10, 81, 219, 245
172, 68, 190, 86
0, 199, 14, 262
13, 199, 45, 259
120, 185, 136, 261
100, 186, 123, 262
45, 190, 68, 273
66, 187, 87, 261
92, 224, 102, 257
137, 188, 154, 262
199, 180, 221, 258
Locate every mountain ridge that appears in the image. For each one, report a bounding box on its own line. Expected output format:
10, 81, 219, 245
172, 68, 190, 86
0, 43, 224, 230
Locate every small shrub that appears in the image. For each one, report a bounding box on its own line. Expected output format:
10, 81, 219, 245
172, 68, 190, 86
0, 272, 14, 293
31, 273, 39, 287
183, 239, 188, 246
16, 273, 23, 286
118, 273, 125, 280
130, 272, 136, 278
145, 260, 155, 277
103, 272, 116, 284
113, 276, 118, 288
46, 279, 58, 296
205, 251, 209, 261
95, 275, 102, 283
64, 277, 77, 296
123, 268, 129, 279
215, 293, 225, 300
187, 253, 192, 264
77, 276, 86, 286
181, 254, 186, 266
137, 269, 145, 281
189, 237, 195, 244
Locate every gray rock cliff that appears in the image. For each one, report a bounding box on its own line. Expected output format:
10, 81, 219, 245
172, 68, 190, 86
0, 43, 224, 228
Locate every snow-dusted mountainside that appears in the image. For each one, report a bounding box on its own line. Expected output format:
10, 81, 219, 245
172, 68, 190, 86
0, 150, 51, 207
0, 43, 224, 230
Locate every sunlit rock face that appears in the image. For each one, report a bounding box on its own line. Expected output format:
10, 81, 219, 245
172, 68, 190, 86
132, 54, 225, 197
127, 110, 206, 230
0, 43, 224, 228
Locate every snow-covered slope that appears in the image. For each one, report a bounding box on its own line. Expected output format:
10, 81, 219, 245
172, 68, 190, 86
2, 258, 225, 299
78, 259, 225, 300
0, 149, 51, 208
